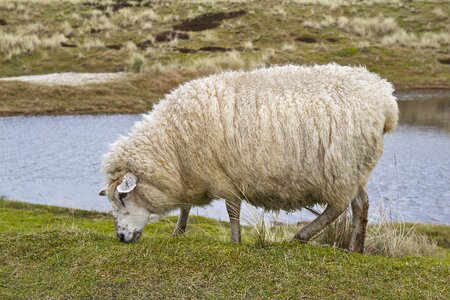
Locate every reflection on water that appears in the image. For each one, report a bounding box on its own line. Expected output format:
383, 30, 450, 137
398, 99, 450, 131
0, 94, 449, 224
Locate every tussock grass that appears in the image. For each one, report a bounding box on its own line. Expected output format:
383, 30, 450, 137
127, 52, 147, 73
0, 0, 449, 115
281, 42, 297, 52
81, 38, 105, 50
201, 30, 218, 42
248, 200, 439, 257
0, 32, 40, 59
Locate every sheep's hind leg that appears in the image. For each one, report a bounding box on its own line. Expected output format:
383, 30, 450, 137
226, 200, 241, 243
349, 187, 369, 253
293, 204, 347, 243
172, 206, 191, 236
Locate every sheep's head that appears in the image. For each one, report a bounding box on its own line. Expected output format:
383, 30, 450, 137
99, 172, 149, 243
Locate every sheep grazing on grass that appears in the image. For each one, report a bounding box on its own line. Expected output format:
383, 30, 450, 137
100, 64, 398, 253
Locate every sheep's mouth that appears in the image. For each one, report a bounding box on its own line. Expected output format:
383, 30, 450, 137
131, 231, 142, 242
117, 231, 142, 243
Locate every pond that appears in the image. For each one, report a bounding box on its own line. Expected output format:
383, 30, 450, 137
1, 91, 449, 225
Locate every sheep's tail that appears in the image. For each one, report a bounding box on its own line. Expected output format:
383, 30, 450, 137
383, 95, 399, 133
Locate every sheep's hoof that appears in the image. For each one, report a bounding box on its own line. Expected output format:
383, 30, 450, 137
292, 233, 310, 243
172, 229, 186, 237
348, 243, 364, 254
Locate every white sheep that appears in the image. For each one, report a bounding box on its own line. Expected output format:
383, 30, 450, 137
100, 64, 398, 252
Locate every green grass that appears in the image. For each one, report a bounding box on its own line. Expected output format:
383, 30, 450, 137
1, 199, 449, 299
0, 0, 449, 115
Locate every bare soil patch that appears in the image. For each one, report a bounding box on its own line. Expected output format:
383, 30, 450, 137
437, 57, 450, 65
173, 10, 246, 32
296, 36, 317, 43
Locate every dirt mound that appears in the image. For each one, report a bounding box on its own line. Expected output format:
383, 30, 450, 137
437, 57, 450, 65
198, 46, 231, 52
296, 36, 317, 43
327, 37, 339, 43
106, 44, 123, 50
61, 42, 77, 48
173, 10, 246, 32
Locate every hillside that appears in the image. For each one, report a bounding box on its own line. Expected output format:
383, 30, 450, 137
0, 199, 449, 299
0, 0, 449, 115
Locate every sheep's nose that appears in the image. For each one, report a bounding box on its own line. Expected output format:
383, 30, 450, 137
118, 233, 125, 243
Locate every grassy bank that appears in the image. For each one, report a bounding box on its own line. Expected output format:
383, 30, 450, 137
0, 0, 449, 115
0, 199, 449, 299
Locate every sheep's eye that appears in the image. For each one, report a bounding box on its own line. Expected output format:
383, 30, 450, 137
118, 192, 127, 207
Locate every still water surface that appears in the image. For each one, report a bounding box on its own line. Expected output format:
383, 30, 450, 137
1, 93, 449, 224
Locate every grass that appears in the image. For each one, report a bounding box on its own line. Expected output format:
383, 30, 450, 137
0, 0, 449, 115
1, 199, 449, 299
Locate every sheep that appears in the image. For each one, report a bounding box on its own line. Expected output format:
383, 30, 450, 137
100, 64, 398, 252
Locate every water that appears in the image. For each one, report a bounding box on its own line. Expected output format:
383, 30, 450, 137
1, 93, 449, 224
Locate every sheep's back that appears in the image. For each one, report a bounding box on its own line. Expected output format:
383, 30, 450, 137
163, 65, 397, 210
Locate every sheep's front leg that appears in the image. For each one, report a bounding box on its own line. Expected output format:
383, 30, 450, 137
293, 204, 346, 242
226, 200, 241, 242
349, 187, 369, 253
172, 206, 191, 236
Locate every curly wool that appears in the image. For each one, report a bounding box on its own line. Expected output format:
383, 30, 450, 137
102, 64, 398, 213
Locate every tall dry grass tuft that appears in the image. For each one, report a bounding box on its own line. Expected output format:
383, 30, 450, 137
363, 199, 438, 257
201, 31, 218, 43
281, 42, 297, 52
0, 31, 40, 59
0, 31, 67, 59
241, 194, 438, 257
191, 51, 246, 72
312, 197, 438, 257
313, 208, 353, 249
242, 209, 299, 247
81, 38, 105, 50
41, 34, 68, 49
127, 52, 147, 73
302, 13, 450, 49
347, 16, 400, 38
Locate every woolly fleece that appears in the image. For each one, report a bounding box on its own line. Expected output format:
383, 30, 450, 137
102, 64, 398, 214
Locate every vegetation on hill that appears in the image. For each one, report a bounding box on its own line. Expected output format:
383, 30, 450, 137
0, 0, 449, 115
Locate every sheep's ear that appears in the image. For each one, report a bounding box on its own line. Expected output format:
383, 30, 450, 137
117, 172, 137, 193
99, 190, 107, 196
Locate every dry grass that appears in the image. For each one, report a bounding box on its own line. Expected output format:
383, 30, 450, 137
127, 52, 147, 73
112, 8, 159, 28
281, 42, 297, 52
289, 0, 403, 7
201, 30, 218, 43
431, 7, 447, 20
82, 13, 115, 34
364, 201, 438, 257
0, 32, 40, 59
81, 38, 105, 50
0, 0, 449, 115
243, 40, 254, 50
124, 41, 137, 52
248, 199, 439, 257
0, 68, 203, 115
302, 13, 450, 49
